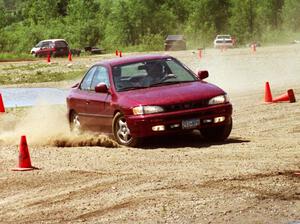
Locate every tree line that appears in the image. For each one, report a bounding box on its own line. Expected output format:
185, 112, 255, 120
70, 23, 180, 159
0, 0, 299, 53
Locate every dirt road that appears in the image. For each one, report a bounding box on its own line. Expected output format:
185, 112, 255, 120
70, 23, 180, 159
0, 45, 299, 223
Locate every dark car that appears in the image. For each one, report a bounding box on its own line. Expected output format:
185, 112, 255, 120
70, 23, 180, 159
84, 46, 105, 54
164, 35, 187, 51
31, 39, 70, 57
66, 54, 232, 147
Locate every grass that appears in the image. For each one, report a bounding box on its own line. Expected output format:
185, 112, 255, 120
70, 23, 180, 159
0, 52, 36, 62
2, 63, 54, 71
0, 69, 84, 85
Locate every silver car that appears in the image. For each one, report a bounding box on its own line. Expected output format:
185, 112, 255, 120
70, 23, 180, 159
213, 35, 234, 48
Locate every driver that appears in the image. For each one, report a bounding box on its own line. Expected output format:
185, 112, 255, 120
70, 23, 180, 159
143, 62, 165, 86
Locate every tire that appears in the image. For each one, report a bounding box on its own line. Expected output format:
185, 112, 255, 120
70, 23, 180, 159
112, 112, 140, 147
200, 117, 232, 141
70, 111, 82, 134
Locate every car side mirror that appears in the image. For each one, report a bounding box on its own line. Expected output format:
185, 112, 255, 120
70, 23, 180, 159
197, 70, 209, 80
95, 83, 109, 93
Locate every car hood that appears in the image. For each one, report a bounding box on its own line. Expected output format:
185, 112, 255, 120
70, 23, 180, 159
30, 47, 40, 52
117, 81, 226, 107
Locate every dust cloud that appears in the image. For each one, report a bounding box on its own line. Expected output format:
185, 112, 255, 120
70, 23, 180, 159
177, 44, 300, 96
50, 133, 119, 148
0, 104, 119, 148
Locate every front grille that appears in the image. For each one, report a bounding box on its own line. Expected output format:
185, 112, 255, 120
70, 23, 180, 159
163, 99, 209, 112
216, 40, 232, 43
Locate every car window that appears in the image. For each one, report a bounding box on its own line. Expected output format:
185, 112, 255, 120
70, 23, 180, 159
36, 42, 42, 47
80, 66, 97, 91
55, 41, 68, 48
165, 59, 196, 81
112, 58, 196, 91
217, 35, 231, 39
90, 66, 110, 90
41, 41, 50, 48
123, 63, 147, 78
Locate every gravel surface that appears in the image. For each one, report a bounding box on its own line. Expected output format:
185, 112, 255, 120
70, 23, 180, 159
0, 45, 299, 224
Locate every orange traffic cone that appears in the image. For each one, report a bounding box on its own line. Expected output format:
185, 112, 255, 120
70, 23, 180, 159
115, 50, 119, 56
252, 43, 256, 52
12, 136, 38, 171
47, 53, 51, 64
68, 51, 72, 62
0, 93, 5, 113
273, 89, 296, 103
119, 50, 122, 57
198, 48, 202, 59
264, 82, 273, 103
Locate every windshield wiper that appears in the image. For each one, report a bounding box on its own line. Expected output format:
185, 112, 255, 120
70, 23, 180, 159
118, 86, 147, 91
149, 80, 194, 87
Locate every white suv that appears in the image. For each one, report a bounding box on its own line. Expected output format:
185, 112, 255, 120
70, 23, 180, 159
213, 35, 234, 48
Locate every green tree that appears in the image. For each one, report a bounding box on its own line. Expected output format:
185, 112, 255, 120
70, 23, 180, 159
229, 0, 259, 44
1, 0, 300, 53
282, 0, 300, 31
65, 0, 103, 48
25, 0, 61, 25
104, 0, 176, 49
185, 0, 230, 47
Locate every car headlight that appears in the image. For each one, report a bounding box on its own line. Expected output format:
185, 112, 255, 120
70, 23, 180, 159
208, 94, 229, 105
132, 105, 164, 115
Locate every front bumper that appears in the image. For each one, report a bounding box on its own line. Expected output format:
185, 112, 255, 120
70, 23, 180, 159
214, 42, 234, 48
126, 103, 232, 137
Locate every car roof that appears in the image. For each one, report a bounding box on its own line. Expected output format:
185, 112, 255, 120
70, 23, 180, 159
95, 54, 172, 67
165, 35, 185, 41
216, 35, 231, 38
39, 39, 67, 42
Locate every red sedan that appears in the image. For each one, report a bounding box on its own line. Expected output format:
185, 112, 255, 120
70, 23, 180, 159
66, 54, 232, 146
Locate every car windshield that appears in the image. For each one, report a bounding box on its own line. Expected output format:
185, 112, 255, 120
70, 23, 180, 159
35, 42, 43, 47
112, 58, 197, 92
55, 41, 68, 47
217, 35, 231, 39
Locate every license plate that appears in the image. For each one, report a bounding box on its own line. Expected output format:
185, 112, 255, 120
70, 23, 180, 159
182, 118, 200, 129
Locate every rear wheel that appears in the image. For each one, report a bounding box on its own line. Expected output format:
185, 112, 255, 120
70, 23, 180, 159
200, 117, 232, 141
112, 112, 140, 147
70, 111, 81, 134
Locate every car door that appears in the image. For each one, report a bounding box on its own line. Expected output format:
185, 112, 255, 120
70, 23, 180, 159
55, 40, 69, 56
73, 66, 97, 128
39, 41, 51, 56
84, 65, 113, 133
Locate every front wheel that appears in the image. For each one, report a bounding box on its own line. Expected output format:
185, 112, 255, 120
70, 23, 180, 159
70, 111, 82, 134
200, 117, 232, 141
112, 112, 140, 147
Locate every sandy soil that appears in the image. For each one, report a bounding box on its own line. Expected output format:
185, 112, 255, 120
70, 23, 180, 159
0, 45, 299, 224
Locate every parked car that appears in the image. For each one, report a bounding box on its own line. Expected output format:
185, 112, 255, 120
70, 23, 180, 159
66, 54, 232, 147
30, 39, 70, 57
164, 35, 187, 51
84, 46, 105, 54
213, 35, 234, 48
